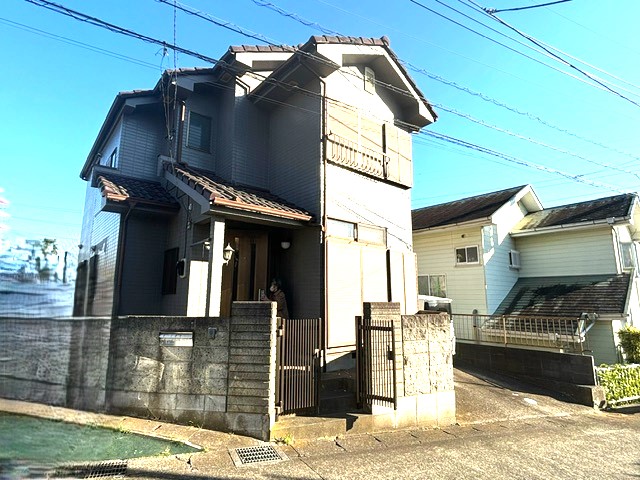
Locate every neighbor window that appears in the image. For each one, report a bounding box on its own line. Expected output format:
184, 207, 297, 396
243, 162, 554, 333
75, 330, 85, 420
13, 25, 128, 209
620, 242, 637, 270
326, 219, 356, 239
356, 223, 386, 246
187, 112, 212, 152
509, 250, 521, 269
418, 274, 447, 298
455, 246, 479, 265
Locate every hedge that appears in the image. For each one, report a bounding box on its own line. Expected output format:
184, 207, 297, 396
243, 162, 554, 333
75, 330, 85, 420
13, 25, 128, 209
618, 326, 640, 363
596, 364, 640, 406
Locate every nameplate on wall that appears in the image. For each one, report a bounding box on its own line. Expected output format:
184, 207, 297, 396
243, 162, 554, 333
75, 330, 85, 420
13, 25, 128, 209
159, 331, 193, 347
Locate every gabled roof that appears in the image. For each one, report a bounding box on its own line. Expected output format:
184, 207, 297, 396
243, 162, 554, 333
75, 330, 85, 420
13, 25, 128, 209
248, 35, 437, 129
512, 193, 637, 234
163, 162, 313, 222
95, 172, 178, 210
493, 274, 631, 318
412, 185, 528, 231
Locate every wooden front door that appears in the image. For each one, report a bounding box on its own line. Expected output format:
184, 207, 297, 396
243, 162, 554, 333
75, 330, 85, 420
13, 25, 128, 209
220, 230, 268, 317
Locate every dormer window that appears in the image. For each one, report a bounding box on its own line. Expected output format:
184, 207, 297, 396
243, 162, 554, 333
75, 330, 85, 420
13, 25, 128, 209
364, 67, 376, 93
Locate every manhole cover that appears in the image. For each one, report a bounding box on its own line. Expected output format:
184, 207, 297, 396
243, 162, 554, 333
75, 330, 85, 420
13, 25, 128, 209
229, 445, 288, 467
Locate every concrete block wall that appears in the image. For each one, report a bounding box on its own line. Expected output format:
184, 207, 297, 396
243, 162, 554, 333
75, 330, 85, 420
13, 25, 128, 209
227, 302, 278, 440
363, 303, 456, 429
0, 303, 279, 441
0, 317, 111, 410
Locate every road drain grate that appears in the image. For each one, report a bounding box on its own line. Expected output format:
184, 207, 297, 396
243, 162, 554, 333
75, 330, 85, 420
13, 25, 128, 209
229, 445, 288, 467
53, 460, 128, 478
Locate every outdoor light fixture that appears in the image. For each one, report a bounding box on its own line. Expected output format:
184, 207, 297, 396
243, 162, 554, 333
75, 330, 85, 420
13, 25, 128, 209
280, 241, 291, 250
223, 243, 235, 264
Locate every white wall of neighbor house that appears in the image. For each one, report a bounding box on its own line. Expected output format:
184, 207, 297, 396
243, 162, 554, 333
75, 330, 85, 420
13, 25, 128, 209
413, 226, 488, 315
588, 319, 624, 365
515, 227, 618, 277
483, 199, 531, 314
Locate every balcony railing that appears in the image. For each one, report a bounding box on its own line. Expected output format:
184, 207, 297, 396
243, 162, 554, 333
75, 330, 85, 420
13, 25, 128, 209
327, 133, 388, 179
452, 313, 594, 353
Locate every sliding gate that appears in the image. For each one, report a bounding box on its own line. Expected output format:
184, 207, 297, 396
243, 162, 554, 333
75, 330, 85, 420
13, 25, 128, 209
276, 317, 322, 416
356, 316, 397, 410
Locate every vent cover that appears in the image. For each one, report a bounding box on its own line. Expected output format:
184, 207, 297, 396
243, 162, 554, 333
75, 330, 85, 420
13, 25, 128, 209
229, 445, 288, 467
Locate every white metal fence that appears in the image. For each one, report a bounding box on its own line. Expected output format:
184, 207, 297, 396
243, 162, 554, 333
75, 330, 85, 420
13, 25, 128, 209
452, 313, 589, 352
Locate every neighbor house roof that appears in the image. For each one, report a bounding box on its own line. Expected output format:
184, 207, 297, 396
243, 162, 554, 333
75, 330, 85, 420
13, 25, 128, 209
95, 172, 178, 210
493, 274, 631, 318
512, 193, 636, 234
412, 185, 527, 231
163, 162, 313, 222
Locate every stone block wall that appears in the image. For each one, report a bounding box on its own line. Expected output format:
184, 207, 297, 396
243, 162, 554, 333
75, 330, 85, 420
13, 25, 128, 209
363, 303, 456, 429
0, 302, 278, 441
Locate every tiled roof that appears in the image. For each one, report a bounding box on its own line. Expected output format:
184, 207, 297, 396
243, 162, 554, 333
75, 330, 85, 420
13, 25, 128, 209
412, 186, 526, 231
96, 172, 178, 208
513, 193, 635, 232
163, 162, 313, 222
493, 274, 631, 317
229, 44, 296, 53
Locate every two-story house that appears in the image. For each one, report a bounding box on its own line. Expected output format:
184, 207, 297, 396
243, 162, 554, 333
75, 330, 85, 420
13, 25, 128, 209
412, 186, 640, 364
74, 35, 436, 367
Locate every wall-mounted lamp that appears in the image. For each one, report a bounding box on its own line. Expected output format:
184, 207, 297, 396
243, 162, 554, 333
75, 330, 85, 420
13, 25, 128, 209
280, 241, 291, 250
223, 243, 235, 264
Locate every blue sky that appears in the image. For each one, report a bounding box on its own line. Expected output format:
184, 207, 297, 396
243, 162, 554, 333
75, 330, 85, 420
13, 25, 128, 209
2, 0, 639, 251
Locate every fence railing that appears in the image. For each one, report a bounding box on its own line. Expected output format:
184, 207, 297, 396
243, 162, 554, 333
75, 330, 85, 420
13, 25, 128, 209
452, 313, 590, 352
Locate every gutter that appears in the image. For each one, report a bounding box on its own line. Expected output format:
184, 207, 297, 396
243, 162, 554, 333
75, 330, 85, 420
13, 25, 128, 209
510, 216, 632, 237
413, 216, 492, 234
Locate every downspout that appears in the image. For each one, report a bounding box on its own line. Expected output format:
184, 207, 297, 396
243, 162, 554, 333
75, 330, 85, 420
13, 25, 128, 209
320, 76, 328, 369
175, 101, 186, 164
113, 202, 137, 317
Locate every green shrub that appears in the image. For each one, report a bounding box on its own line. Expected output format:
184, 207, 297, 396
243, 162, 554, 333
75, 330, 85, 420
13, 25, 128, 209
597, 364, 640, 406
618, 326, 640, 363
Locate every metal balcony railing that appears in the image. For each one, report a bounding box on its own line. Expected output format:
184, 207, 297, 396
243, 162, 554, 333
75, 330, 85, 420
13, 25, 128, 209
451, 313, 594, 353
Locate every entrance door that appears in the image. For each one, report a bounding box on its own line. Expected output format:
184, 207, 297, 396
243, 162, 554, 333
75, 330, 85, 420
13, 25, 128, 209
220, 230, 268, 316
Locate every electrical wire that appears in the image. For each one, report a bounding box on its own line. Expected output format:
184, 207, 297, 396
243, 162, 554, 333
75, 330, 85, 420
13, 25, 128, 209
483, 0, 572, 14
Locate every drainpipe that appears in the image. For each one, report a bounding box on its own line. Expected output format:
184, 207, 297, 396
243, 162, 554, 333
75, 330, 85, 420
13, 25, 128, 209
175, 101, 186, 164
320, 76, 328, 369
113, 202, 137, 317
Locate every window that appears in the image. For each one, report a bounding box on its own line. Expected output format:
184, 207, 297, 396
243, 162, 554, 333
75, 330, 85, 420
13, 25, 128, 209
364, 67, 376, 93
108, 147, 118, 168
455, 246, 479, 265
418, 274, 447, 297
187, 112, 212, 152
327, 219, 356, 239
620, 242, 636, 270
509, 250, 521, 269
162, 247, 179, 295
356, 223, 386, 246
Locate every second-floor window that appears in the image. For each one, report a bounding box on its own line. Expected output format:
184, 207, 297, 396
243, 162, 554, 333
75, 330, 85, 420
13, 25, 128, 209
108, 147, 118, 168
620, 242, 637, 270
456, 246, 479, 265
187, 112, 212, 152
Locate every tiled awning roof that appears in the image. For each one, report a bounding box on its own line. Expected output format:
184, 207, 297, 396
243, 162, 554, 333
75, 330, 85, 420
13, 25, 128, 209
493, 274, 631, 318
163, 162, 313, 222
96, 172, 178, 209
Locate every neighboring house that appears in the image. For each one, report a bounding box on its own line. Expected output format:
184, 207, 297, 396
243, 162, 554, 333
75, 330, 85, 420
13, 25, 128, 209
74, 35, 436, 366
412, 186, 640, 364
412, 185, 543, 315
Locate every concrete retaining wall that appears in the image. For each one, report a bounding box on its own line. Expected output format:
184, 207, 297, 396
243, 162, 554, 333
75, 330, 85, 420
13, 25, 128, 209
0, 301, 277, 440
455, 342, 604, 406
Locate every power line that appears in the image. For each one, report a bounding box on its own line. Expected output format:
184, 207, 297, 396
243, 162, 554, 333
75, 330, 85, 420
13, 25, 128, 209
466, 0, 640, 108
250, 0, 640, 165
483, 0, 572, 14
22, 0, 636, 196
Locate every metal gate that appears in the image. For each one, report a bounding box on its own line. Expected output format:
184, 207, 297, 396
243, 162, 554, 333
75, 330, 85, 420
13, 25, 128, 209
356, 316, 397, 410
276, 317, 322, 416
